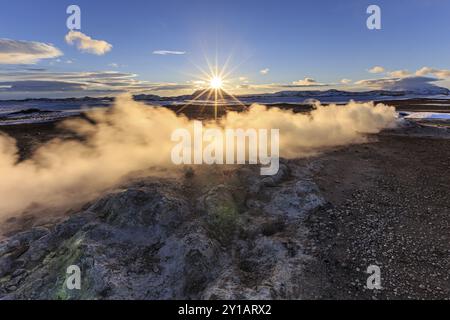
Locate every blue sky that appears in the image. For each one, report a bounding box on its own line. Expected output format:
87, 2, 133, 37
1, 0, 450, 98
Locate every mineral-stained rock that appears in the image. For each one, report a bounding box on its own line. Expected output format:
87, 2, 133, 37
0, 161, 325, 299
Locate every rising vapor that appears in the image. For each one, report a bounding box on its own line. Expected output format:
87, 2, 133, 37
0, 95, 397, 218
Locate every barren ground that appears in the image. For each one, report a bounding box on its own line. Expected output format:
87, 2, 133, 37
304, 129, 450, 299
0, 114, 449, 299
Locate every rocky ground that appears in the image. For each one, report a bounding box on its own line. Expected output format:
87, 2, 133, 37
0, 159, 327, 299
304, 122, 450, 299
0, 120, 449, 300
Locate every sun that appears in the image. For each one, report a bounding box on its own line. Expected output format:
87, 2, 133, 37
177, 55, 248, 120
209, 76, 223, 89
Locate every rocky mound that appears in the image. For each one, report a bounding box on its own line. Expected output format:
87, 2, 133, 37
0, 160, 325, 299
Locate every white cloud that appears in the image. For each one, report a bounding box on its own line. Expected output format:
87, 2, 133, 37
65, 31, 112, 55
388, 70, 410, 78
415, 66, 450, 79
368, 66, 385, 74
260, 68, 270, 75
340, 78, 352, 84
292, 77, 323, 86
108, 63, 119, 68
152, 50, 186, 55
0, 38, 62, 64
0, 69, 196, 98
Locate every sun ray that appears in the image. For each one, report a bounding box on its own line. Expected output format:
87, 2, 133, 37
179, 51, 247, 120
218, 50, 234, 79
214, 88, 218, 120
175, 88, 210, 114
227, 92, 248, 110
198, 88, 216, 117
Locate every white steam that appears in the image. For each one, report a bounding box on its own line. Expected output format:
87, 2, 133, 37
0, 95, 396, 217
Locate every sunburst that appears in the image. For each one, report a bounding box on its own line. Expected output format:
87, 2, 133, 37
177, 54, 247, 120
209, 76, 223, 89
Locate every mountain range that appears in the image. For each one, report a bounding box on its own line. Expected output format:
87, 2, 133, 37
1, 87, 449, 103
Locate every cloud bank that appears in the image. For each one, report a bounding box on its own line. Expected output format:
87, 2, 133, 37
357, 66, 450, 92
0, 70, 195, 98
415, 67, 450, 79
366, 66, 450, 80
355, 76, 445, 92
0, 39, 62, 64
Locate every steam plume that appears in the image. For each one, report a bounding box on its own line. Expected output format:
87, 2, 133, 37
0, 95, 396, 217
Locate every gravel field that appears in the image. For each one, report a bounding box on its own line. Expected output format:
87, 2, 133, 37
304, 124, 450, 299
0, 116, 449, 299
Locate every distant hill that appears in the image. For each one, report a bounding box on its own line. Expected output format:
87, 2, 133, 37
242, 88, 450, 98
189, 88, 235, 100
0, 96, 115, 103
0, 87, 448, 103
